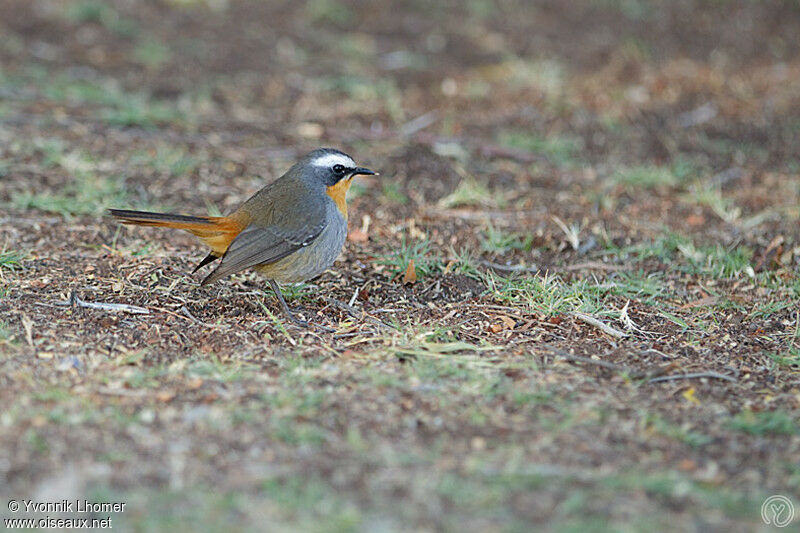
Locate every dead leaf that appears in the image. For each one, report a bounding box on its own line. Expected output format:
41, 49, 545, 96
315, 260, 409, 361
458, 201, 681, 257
682, 387, 700, 405
487, 315, 516, 333
403, 259, 417, 284
499, 315, 516, 329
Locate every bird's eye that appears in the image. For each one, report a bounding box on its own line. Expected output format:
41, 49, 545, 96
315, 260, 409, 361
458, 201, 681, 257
333, 164, 345, 175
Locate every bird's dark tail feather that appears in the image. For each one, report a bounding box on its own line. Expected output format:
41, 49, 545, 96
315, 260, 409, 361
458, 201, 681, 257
193, 252, 221, 273
108, 209, 218, 226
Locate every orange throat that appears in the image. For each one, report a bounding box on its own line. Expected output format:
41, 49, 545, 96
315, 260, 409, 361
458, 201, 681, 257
326, 177, 354, 220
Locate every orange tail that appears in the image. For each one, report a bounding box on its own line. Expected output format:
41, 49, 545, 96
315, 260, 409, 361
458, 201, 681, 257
108, 209, 245, 257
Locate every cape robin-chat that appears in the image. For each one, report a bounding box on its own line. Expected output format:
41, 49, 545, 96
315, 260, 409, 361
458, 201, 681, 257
110, 148, 377, 326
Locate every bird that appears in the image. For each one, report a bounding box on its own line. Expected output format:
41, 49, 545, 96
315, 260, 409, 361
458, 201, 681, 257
109, 148, 377, 326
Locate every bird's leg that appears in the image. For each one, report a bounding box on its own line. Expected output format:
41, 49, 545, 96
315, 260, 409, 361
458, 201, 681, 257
268, 279, 309, 328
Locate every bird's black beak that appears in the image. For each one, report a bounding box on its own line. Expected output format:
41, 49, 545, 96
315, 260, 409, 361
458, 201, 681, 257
353, 167, 378, 177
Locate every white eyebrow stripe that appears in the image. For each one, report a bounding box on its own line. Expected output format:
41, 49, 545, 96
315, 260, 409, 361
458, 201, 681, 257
311, 153, 356, 168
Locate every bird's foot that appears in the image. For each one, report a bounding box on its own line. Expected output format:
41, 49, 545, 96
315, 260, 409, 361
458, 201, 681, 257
268, 279, 334, 332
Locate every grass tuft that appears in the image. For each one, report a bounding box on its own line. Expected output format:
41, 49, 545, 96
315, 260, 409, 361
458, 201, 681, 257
729, 410, 798, 436
485, 271, 599, 316
438, 177, 495, 208
617, 233, 755, 279
377, 236, 442, 280
767, 348, 800, 370
480, 224, 533, 254
0, 248, 27, 271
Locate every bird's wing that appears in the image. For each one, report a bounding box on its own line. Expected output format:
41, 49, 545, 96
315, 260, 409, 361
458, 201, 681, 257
200, 188, 328, 285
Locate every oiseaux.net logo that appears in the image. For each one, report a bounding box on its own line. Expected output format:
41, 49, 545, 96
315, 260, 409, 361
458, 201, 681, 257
761, 495, 795, 528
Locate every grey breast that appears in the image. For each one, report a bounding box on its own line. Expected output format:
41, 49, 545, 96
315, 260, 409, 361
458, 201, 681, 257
265, 200, 347, 283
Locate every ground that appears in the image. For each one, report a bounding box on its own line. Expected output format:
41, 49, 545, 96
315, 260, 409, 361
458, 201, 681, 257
1, 1, 800, 531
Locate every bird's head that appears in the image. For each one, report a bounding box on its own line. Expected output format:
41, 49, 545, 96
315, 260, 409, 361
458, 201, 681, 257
294, 148, 377, 219
299, 148, 377, 188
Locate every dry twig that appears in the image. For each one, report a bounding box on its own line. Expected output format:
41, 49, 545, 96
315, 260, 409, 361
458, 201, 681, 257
321, 296, 397, 331
50, 292, 150, 314
562, 262, 626, 272
548, 348, 733, 384
20, 314, 34, 347
648, 372, 738, 384
479, 261, 539, 274
570, 312, 628, 338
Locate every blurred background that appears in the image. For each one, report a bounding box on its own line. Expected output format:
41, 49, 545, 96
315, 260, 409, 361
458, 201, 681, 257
2, 0, 798, 215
